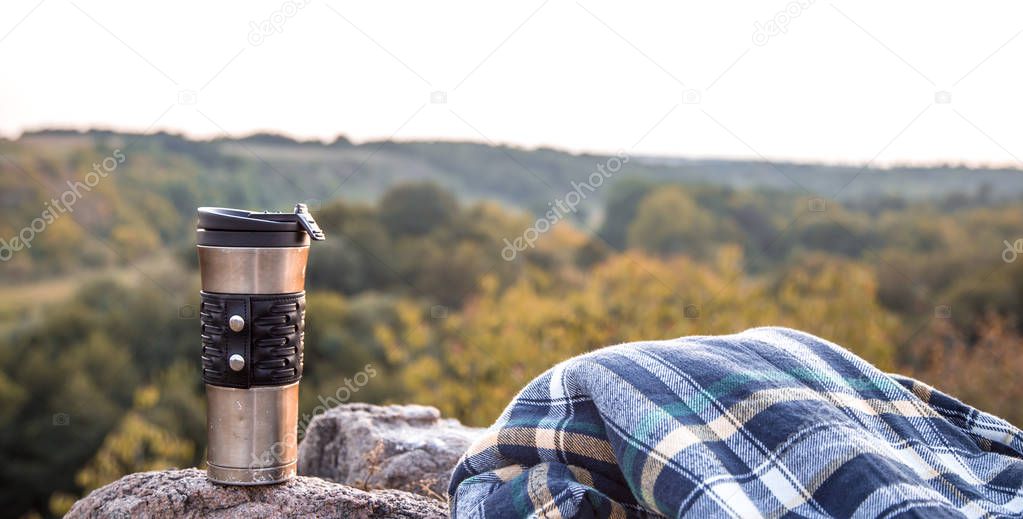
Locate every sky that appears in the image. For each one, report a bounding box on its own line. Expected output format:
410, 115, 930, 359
1, 0, 1022, 167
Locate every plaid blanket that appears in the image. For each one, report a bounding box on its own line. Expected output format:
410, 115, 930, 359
448, 327, 1023, 518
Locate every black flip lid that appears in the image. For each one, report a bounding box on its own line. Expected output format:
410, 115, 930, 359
197, 204, 326, 247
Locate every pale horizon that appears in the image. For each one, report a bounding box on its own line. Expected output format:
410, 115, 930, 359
3, 0, 1023, 168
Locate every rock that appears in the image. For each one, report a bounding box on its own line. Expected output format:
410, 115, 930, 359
66, 468, 447, 519
298, 404, 484, 499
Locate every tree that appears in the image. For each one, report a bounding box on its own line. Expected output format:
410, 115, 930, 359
626, 186, 718, 259
769, 252, 897, 370
597, 178, 655, 249
383, 249, 900, 425
903, 314, 1023, 427
378, 182, 458, 236
74, 387, 194, 494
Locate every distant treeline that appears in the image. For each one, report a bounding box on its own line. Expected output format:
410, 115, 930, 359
2, 129, 1021, 282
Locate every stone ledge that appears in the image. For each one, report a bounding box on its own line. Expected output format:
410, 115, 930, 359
66, 468, 448, 519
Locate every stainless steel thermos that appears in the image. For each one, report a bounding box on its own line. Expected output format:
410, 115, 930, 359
196, 204, 325, 485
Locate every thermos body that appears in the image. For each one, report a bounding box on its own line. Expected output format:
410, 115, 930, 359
196, 205, 324, 485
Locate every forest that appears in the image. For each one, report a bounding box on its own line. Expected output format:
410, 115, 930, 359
1, 130, 1021, 518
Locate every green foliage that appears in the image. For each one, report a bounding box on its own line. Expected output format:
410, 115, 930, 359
385, 248, 899, 424
626, 186, 723, 258
75, 389, 195, 492
2, 132, 1023, 517
597, 178, 655, 249
379, 182, 459, 236
4, 131, 1023, 282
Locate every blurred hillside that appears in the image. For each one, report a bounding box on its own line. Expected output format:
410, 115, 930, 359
3, 129, 1023, 281
1, 130, 1022, 518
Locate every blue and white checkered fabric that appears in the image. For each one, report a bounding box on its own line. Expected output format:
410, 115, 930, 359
449, 327, 1023, 518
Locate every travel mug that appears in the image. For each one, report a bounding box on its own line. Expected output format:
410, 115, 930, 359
196, 204, 325, 485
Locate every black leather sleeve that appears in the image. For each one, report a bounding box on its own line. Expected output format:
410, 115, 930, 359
200, 291, 305, 388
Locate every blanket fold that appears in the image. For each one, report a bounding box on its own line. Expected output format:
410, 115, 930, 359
448, 327, 1023, 518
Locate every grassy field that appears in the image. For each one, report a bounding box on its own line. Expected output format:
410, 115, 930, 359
0, 253, 182, 325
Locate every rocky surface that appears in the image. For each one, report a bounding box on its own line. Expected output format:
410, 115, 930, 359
298, 403, 484, 499
65, 468, 448, 519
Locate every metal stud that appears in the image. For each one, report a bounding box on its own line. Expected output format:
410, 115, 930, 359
229, 314, 245, 332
